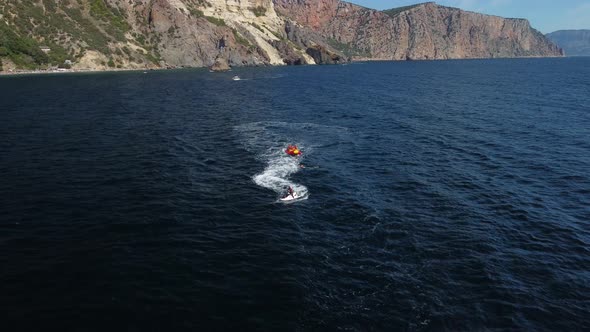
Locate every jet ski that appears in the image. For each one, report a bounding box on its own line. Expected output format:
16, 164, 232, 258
232, 75, 241, 81
280, 192, 302, 202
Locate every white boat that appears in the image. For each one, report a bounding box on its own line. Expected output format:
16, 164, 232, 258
232, 75, 241, 81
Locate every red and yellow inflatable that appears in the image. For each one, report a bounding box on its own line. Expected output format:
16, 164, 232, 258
285, 145, 302, 156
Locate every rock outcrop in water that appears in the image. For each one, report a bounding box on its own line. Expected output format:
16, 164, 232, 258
210, 56, 230, 72
0, 0, 562, 72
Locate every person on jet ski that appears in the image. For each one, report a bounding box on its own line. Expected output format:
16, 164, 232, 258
286, 186, 295, 198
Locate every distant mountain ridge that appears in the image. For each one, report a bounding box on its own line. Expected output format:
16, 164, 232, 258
0, 0, 563, 72
546, 30, 590, 56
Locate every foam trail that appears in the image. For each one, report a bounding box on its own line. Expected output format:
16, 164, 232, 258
253, 148, 308, 200
234, 122, 335, 201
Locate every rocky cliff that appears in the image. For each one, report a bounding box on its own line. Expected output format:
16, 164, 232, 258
0, 0, 293, 71
274, 1, 563, 60
547, 30, 590, 56
0, 0, 562, 72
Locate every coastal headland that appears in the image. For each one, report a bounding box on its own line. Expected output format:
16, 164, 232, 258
0, 0, 563, 73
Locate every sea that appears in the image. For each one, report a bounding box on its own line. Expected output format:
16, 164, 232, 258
1, 58, 589, 331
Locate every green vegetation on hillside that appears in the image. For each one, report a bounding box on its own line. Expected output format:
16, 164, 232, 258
251, 22, 265, 33
0, 22, 48, 68
250, 6, 266, 17
382, 3, 424, 17
1, 0, 114, 59
232, 28, 251, 47
188, 8, 204, 18
0, 0, 164, 70
61, 6, 112, 54
327, 38, 370, 58
205, 16, 226, 27
185, 1, 208, 18
270, 29, 284, 40
88, 0, 130, 41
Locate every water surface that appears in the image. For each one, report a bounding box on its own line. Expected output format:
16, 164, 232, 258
1, 58, 589, 331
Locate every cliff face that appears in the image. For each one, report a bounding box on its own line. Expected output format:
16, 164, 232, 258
0, 0, 562, 72
547, 30, 590, 56
0, 0, 306, 71
274, 0, 563, 60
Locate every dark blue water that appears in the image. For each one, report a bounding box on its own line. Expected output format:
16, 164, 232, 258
1, 58, 589, 331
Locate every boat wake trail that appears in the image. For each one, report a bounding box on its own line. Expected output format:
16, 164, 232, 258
253, 148, 308, 200
235, 121, 352, 202
235, 122, 313, 201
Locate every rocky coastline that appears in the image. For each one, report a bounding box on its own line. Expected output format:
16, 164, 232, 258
0, 0, 562, 74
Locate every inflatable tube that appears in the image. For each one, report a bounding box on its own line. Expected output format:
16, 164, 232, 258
285, 145, 302, 156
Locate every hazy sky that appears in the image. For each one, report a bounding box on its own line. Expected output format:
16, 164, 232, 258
348, 0, 590, 33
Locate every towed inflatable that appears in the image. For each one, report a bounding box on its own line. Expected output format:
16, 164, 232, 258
285, 145, 302, 156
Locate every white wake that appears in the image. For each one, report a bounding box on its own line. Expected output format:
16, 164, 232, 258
252, 148, 308, 200
235, 122, 314, 201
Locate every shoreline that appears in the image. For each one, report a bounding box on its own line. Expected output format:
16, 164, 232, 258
0, 55, 571, 77
351, 54, 566, 62
0, 66, 167, 77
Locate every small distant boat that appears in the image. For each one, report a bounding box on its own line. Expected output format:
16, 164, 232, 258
232, 75, 241, 81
